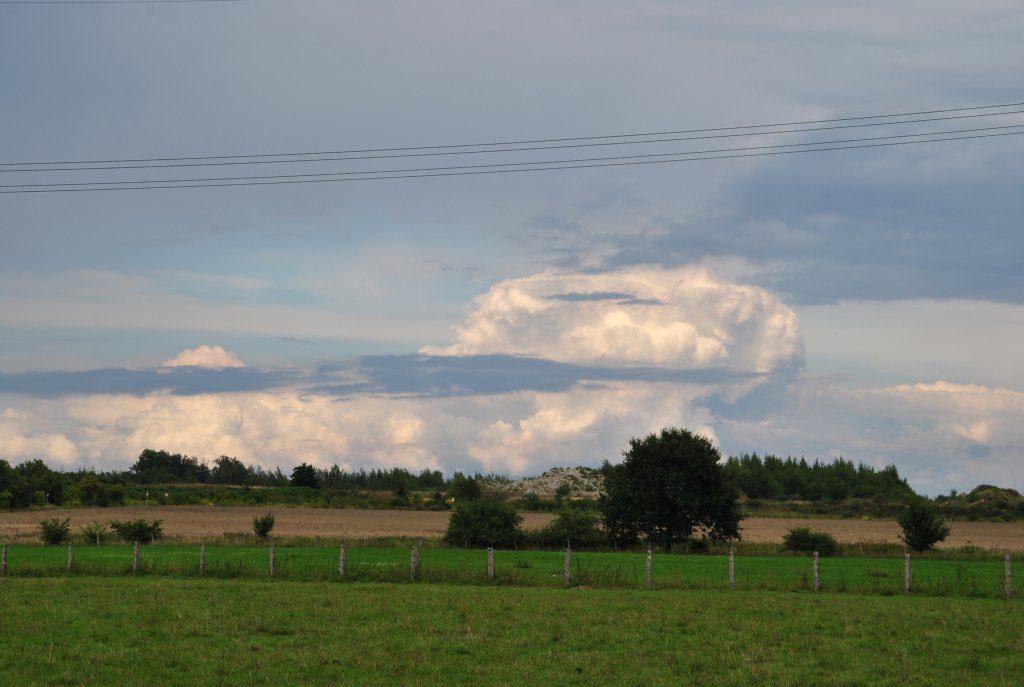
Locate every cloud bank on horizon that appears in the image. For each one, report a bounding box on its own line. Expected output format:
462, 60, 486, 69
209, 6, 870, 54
3, 267, 1021, 495
1, 1, 1023, 495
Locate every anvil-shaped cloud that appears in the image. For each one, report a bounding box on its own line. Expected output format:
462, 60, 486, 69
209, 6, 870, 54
422, 266, 805, 373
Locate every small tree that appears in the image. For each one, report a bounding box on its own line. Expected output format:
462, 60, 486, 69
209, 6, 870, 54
290, 463, 320, 488
898, 499, 950, 552
447, 472, 481, 503
39, 517, 71, 545
110, 518, 163, 544
532, 507, 606, 549
80, 521, 111, 545
444, 499, 522, 548
253, 512, 275, 539
782, 527, 839, 556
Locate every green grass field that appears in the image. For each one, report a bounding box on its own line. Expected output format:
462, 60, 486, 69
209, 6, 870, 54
1, 543, 1015, 597
1, 577, 1021, 686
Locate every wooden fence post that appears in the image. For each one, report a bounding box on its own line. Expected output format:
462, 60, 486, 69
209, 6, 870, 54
66, 542, 73, 574
199, 543, 206, 575
410, 545, 419, 581
269, 544, 275, 578
812, 551, 820, 591
487, 547, 494, 582
132, 541, 140, 575
338, 542, 347, 577
1005, 554, 1012, 596
563, 546, 572, 587
1, 543, 6, 576
904, 552, 911, 593
729, 544, 735, 591
646, 545, 653, 590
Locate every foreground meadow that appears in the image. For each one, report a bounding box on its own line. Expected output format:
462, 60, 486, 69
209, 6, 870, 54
1, 544, 1017, 597
1, 578, 1021, 686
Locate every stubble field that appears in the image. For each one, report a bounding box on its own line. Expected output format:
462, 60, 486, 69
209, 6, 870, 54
2, 506, 1023, 549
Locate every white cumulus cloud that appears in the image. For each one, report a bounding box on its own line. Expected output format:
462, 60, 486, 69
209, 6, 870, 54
162, 345, 246, 369
422, 265, 804, 372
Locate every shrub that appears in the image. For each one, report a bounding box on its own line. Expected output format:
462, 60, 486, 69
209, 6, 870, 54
531, 507, 607, 549
109, 518, 163, 543
39, 518, 71, 545
898, 499, 951, 552
80, 521, 111, 545
443, 499, 522, 548
252, 512, 275, 539
783, 527, 839, 556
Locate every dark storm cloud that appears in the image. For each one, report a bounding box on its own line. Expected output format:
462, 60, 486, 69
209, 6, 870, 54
0, 355, 762, 399
546, 292, 665, 305
0, 367, 297, 398
312, 354, 762, 397
604, 140, 1024, 304
548, 291, 636, 302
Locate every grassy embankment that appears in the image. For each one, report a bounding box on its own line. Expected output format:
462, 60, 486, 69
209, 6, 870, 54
1, 578, 1022, 686
2, 544, 1016, 597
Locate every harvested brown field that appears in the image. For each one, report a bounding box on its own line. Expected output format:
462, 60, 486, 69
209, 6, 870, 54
739, 517, 1024, 550
2, 508, 1023, 549
0, 506, 555, 541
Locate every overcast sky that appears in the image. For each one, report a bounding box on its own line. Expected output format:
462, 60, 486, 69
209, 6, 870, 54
2, 0, 1022, 495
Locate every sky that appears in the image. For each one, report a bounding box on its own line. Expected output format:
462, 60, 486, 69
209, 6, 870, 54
1, 0, 1022, 495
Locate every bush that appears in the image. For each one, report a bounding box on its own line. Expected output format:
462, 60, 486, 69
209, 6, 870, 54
443, 499, 523, 548
898, 499, 951, 552
782, 527, 839, 556
531, 507, 607, 549
252, 512, 275, 539
39, 518, 71, 545
80, 521, 111, 545
109, 518, 163, 543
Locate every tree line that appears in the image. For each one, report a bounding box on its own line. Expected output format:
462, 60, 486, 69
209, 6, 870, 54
2, 445, 1016, 520
0, 450, 467, 509
721, 454, 916, 502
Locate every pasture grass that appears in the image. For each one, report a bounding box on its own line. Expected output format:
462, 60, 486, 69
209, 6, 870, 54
1, 544, 1015, 597
0, 577, 1022, 686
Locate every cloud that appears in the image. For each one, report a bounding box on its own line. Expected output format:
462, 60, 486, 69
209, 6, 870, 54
0, 267, 795, 477
717, 376, 1024, 495
162, 345, 246, 369
3, 264, 1023, 495
422, 266, 805, 372
0, 376, 725, 478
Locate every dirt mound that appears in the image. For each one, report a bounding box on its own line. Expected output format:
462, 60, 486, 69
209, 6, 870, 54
483, 466, 605, 498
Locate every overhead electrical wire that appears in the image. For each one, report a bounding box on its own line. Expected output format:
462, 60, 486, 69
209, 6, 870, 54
2, 102, 1021, 193
3, 130, 1022, 194
0, 1, 249, 5
3, 101, 1022, 168
3, 109, 1024, 174
3, 124, 1023, 190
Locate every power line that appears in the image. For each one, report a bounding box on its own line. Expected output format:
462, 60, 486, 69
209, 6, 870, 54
4, 109, 1023, 174
4, 124, 1022, 190
3, 129, 1021, 194
0, 1, 248, 5
2, 101, 1022, 167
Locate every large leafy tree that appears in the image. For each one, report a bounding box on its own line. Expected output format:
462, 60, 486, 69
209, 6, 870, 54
601, 428, 741, 551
